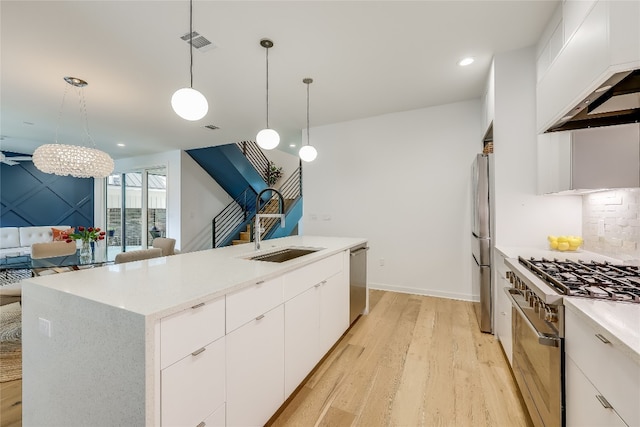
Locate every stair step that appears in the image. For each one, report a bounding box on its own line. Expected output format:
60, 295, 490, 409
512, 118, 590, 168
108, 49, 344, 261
232, 239, 250, 245
239, 231, 251, 240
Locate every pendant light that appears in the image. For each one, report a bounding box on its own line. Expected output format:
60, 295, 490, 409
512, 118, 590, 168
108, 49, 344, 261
171, 0, 208, 121
33, 77, 114, 179
256, 39, 280, 150
299, 78, 318, 162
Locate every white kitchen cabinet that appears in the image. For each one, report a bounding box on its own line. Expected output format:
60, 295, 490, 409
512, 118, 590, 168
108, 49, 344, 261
226, 275, 283, 333
537, 123, 640, 194
160, 295, 225, 369
161, 336, 225, 427
319, 271, 349, 355
537, 0, 640, 133
493, 250, 512, 365
283, 251, 348, 398
203, 404, 226, 427
565, 356, 626, 427
226, 304, 285, 427
565, 308, 640, 427
284, 285, 321, 398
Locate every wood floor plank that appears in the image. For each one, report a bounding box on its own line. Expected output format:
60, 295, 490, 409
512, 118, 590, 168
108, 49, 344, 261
0, 378, 21, 427
272, 290, 533, 427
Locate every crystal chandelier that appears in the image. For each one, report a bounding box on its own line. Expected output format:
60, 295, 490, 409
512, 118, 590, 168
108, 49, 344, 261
33, 77, 114, 179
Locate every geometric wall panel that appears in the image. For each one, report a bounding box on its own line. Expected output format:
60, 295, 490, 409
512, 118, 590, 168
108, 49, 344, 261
0, 153, 94, 227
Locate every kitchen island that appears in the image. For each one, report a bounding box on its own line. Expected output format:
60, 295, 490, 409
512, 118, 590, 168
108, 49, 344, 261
21, 235, 367, 427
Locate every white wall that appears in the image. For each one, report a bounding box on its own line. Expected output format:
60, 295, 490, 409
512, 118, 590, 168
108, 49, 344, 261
302, 100, 481, 301
179, 151, 231, 252
493, 47, 582, 248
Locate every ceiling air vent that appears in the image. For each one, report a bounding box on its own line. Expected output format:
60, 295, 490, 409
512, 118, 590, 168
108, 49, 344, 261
204, 125, 220, 131
180, 31, 216, 53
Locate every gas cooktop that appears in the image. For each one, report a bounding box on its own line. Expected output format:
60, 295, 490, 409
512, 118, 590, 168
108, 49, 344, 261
518, 256, 640, 303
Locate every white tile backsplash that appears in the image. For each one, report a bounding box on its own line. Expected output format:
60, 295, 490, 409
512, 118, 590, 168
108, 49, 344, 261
583, 189, 640, 262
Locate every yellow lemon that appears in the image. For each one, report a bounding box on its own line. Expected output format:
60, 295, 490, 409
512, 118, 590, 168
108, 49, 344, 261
558, 242, 570, 251
547, 235, 558, 242
568, 237, 581, 247
549, 240, 559, 249
557, 236, 568, 243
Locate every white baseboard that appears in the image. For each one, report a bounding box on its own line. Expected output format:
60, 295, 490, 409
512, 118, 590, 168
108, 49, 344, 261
368, 282, 479, 302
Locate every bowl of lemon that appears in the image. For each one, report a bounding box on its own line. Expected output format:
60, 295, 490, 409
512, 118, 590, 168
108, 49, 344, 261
548, 235, 583, 252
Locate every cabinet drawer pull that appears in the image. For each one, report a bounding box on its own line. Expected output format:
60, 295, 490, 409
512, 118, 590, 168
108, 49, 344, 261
191, 302, 205, 309
197, 422, 206, 427
595, 333, 611, 344
255, 314, 265, 321
191, 347, 206, 357
322, 280, 327, 285
596, 394, 612, 409
256, 280, 265, 285
314, 283, 321, 288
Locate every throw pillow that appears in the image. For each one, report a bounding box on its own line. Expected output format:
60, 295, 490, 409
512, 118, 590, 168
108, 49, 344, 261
52, 227, 74, 241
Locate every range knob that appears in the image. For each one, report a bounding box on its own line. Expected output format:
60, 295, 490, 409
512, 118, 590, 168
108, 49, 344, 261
545, 307, 558, 323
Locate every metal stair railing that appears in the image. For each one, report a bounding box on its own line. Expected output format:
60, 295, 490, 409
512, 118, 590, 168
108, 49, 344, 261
212, 187, 257, 248
236, 141, 270, 183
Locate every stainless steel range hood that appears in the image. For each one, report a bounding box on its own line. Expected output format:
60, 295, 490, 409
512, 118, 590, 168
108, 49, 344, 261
547, 69, 640, 132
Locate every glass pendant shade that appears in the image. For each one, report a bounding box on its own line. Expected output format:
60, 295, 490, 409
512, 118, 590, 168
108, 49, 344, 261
171, 87, 208, 121
299, 144, 317, 162
256, 128, 280, 150
33, 144, 114, 179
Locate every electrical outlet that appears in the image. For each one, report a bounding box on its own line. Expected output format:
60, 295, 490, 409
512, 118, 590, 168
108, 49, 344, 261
38, 318, 51, 337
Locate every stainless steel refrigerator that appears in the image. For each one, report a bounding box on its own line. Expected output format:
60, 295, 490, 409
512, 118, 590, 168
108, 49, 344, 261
471, 153, 493, 333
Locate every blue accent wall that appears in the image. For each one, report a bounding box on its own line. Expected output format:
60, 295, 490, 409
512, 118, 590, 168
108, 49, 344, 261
0, 155, 94, 227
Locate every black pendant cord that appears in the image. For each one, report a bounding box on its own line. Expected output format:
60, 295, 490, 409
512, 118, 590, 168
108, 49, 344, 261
265, 47, 270, 129
189, 0, 194, 89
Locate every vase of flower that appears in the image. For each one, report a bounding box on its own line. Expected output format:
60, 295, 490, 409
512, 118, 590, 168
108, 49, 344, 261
62, 226, 106, 265
79, 240, 93, 265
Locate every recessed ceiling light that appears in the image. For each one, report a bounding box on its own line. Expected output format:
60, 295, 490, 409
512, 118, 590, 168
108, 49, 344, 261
117, 143, 125, 147
458, 57, 474, 66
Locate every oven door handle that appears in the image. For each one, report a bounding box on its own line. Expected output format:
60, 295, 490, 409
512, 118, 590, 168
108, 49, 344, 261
504, 287, 561, 347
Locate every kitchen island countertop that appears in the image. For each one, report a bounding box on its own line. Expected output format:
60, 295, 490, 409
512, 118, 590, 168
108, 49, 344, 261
22, 235, 366, 320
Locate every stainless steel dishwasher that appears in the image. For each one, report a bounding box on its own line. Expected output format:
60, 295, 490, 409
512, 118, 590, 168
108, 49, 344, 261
349, 244, 368, 324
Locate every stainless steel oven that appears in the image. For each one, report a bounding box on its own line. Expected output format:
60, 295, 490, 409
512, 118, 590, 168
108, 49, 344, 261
504, 255, 640, 427
505, 283, 563, 427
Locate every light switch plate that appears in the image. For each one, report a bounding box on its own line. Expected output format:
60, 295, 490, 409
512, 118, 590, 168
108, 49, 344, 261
38, 318, 51, 337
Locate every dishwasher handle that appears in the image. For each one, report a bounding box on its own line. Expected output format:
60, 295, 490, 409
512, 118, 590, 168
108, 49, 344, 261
350, 247, 370, 257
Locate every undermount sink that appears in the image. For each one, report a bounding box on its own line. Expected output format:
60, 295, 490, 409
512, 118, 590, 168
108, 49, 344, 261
247, 247, 323, 263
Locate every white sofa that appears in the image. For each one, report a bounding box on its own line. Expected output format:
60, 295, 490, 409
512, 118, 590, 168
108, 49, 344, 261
0, 226, 70, 260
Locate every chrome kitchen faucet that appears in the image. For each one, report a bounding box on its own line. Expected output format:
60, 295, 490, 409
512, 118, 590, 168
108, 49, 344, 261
254, 188, 285, 250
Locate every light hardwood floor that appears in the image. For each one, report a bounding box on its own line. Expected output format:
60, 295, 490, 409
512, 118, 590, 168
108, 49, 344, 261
0, 290, 531, 427
268, 290, 533, 427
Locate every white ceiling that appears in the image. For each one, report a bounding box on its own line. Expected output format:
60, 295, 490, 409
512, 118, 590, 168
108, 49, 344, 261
0, 1, 558, 159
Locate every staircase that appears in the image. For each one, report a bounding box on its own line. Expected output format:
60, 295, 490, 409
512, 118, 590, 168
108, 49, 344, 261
232, 224, 252, 245
188, 141, 303, 248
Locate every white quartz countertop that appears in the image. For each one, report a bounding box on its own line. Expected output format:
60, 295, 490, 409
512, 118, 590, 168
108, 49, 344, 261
21, 235, 366, 319
496, 245, 622, 263
564, 297, 640, 365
